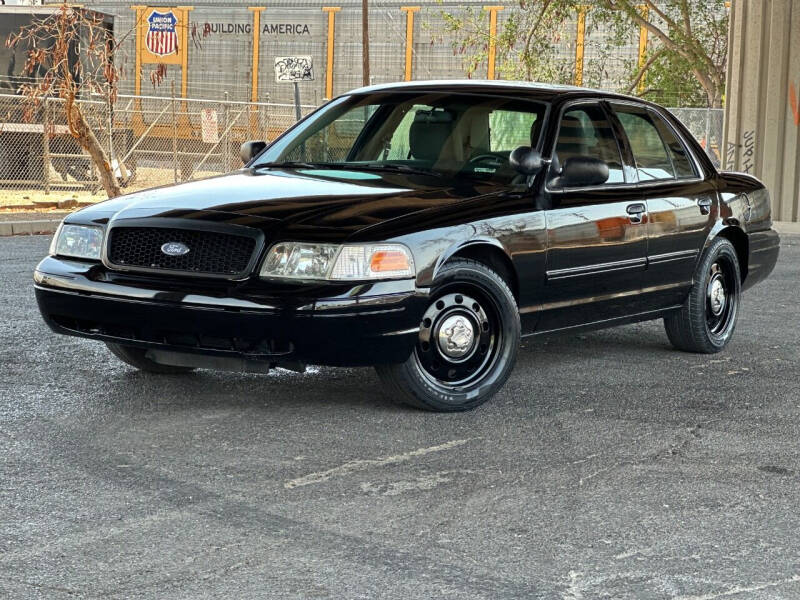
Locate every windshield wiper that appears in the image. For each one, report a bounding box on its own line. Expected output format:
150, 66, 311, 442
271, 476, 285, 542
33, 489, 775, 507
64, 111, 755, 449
253, 161, 322, 169
353, 163, 444, 178
254, 161, 443, 178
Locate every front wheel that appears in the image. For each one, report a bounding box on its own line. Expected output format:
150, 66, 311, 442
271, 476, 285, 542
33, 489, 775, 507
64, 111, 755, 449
376, 258, 520, 412
664, 237, 742, 353
106, 343, 195, 374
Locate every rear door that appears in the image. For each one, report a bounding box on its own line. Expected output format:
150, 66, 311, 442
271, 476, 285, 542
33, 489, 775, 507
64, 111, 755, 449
608, 102, 716, 308
537, 101, 648, 332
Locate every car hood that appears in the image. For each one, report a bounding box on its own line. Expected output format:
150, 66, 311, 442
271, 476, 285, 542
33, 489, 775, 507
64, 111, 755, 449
72, 168, 502, 241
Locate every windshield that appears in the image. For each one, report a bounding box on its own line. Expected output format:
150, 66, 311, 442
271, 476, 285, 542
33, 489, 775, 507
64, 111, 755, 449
254, 92, 547, 184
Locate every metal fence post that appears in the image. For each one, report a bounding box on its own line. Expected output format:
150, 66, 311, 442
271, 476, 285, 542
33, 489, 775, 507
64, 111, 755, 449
171, 81, 178, 183
222, 92, 229, 171
107, 89, 114, 175
42, 97, 51, 195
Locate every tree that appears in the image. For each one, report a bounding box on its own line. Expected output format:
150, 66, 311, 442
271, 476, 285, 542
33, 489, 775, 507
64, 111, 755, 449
439, 0, 729, 108
5, 4, 125, 197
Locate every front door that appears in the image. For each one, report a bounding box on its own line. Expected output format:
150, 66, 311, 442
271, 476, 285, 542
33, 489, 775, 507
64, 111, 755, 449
537, 102, 649, 332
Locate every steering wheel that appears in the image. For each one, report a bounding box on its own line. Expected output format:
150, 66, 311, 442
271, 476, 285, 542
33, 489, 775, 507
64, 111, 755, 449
468, 153, 506, 166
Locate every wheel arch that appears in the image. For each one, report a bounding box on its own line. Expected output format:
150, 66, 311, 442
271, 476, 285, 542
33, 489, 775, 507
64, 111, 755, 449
434, 239, 519, 302
715, 226, 749, 284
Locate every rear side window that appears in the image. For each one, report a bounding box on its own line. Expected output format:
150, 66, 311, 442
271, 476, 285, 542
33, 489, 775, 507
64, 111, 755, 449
613, 105, 697, 181
649, 111, 697, 179
615, 109, 674, 181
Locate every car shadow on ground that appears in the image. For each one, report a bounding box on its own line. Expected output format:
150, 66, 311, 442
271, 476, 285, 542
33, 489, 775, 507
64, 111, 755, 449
90, 323, 678, 417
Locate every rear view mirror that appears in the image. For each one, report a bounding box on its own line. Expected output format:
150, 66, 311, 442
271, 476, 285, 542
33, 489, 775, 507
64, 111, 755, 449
558, 156, 609, 187
509, 146, 544, 175
240, 140, 267, 164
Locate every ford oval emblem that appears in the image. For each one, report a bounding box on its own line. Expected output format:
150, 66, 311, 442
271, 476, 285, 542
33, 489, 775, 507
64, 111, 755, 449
161, 241, 190, 257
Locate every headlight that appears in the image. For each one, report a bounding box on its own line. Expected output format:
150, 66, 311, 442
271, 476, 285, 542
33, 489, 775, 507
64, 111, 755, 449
260, 242, 415, 281
50, 224, 104, 260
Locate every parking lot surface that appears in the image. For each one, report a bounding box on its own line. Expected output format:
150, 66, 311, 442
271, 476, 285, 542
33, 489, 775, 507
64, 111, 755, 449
2, 234, 800, 599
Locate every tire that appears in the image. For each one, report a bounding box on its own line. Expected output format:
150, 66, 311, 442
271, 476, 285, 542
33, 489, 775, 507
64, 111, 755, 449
375, 258, 520, 412
105, 343, 195, 374
664, 237, 742, 354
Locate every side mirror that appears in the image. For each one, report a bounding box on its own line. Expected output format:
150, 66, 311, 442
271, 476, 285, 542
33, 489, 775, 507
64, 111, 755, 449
558, 156, 609, 187
509, 146, 544, 175
240, 140, 267, 164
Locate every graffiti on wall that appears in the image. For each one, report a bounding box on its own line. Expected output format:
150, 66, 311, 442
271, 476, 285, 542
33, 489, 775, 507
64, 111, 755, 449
726, 83, 799, 172
274, 56, 314, 82
725, 129, 755, 174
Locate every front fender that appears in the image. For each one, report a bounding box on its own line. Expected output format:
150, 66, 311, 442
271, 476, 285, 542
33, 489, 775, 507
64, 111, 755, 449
432, 236, 512, 281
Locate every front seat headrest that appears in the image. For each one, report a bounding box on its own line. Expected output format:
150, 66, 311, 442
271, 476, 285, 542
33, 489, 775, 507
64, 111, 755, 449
409, 109, 454, 161
556, 115, 586, 156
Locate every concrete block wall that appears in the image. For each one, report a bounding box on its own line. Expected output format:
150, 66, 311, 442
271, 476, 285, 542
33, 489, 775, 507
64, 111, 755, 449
723, 0, 800, 222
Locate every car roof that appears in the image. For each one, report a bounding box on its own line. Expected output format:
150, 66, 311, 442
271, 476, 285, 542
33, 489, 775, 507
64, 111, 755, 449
344, 79, 644, 104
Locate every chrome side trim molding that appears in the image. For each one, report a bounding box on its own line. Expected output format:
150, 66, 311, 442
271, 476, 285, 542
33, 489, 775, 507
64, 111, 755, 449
648, 249, 699, 264
546, 257, 646, 280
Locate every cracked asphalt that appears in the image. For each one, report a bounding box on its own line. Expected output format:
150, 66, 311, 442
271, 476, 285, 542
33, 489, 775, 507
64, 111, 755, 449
2, 234, 800, 599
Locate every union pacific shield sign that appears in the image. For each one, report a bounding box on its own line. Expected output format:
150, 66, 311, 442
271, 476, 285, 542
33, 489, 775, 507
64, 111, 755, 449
146, 10, 179, 57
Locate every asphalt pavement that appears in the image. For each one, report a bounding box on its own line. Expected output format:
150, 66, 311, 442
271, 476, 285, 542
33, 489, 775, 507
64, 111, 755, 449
2, 234, 800, 599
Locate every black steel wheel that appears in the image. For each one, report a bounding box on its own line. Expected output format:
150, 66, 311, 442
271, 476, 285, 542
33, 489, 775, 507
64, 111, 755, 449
376, 258, 520, 411
664, 237, 741, 353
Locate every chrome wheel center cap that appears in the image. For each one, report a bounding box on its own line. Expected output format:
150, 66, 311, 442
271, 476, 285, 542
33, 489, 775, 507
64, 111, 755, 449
437, 315, 475, 358
709, 278, 726, 315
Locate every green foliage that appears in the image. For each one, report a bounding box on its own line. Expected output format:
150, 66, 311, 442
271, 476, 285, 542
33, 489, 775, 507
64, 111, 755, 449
638, 50, 709, 107
435, 0, 729, 107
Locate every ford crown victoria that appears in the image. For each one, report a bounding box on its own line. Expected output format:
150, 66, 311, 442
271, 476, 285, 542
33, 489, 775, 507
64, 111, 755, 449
34, 81, 780, 411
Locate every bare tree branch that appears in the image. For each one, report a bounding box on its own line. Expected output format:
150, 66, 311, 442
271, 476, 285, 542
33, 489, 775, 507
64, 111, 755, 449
6, 3, 129, 196
625, 48, 665, 93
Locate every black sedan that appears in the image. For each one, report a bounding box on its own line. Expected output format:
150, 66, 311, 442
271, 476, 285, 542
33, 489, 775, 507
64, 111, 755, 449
34, 81, 780, 411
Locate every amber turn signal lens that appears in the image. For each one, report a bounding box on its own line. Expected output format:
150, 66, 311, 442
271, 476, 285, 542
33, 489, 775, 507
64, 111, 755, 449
370, 250, 410, 272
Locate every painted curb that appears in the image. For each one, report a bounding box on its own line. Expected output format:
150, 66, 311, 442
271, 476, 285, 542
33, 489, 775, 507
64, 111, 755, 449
0, 220, 62, 237
774, 221, 800, 235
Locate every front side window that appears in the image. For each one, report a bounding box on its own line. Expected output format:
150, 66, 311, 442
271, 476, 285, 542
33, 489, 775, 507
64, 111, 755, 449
549, 104, 625, 188
255, 92, 547, 184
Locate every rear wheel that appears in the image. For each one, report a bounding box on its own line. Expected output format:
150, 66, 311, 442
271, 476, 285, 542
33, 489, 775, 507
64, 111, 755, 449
664, 237, 741, 353
376, 258, 520, 412
106, 343, 195, 374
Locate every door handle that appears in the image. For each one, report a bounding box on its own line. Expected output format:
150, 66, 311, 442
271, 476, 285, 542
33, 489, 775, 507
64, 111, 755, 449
697, 197, 713, 215
626, 203, 646, 224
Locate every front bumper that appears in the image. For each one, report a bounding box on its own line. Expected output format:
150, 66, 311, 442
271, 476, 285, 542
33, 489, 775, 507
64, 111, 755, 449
34, 256, 427, 367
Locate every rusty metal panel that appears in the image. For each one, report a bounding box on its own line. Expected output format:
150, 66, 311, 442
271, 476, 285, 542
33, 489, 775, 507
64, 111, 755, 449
723, 0, 800, 222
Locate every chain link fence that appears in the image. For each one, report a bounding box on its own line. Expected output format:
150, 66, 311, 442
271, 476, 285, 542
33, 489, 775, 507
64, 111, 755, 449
0, 92, 315, 205
0, 92, 723, 205
668, 107, 724, 168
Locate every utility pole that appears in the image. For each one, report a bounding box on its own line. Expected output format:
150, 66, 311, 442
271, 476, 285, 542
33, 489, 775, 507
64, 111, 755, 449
362, 0, 370, 86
